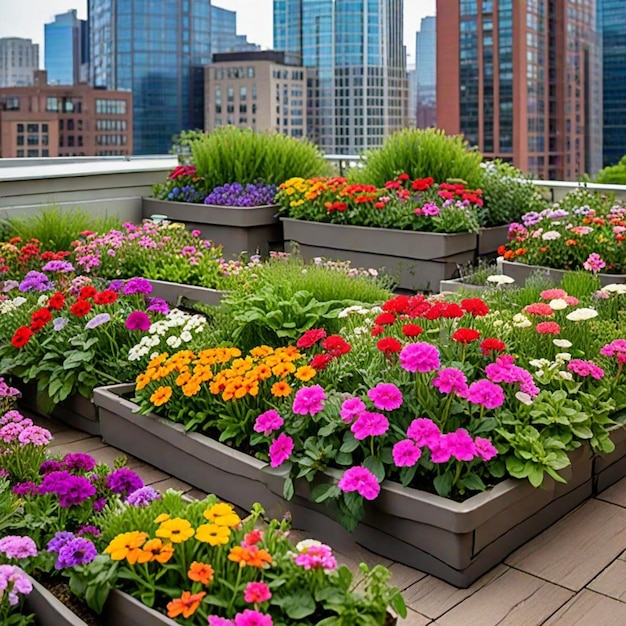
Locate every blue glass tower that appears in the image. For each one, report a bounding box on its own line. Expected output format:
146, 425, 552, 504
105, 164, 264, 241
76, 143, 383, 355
274, 0, 407, 153
44, 10, 87, 85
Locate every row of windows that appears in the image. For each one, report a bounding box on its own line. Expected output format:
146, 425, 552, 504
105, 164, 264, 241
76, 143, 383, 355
16, 134, 48, 146
214, 66, 255, 80
96, 119, 128, 131
96, 135, 128, 145
95, 99, 127, 115
59, 136, 84, 147
16, 149, 49, 157
272, 69, 304, 80
16, 123, 48, 133
46, 97, 83, 113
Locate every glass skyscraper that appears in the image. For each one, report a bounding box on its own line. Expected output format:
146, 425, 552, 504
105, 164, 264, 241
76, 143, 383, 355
45, 10, 88, 85
415, 16, 436, 128
274, 0, 407, 153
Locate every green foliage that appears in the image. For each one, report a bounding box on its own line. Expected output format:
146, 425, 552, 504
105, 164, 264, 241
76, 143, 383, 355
350, 128, 484, 188
169, 128, 207, 164
595, 155, 626, 185
1, 206, 122, 252
190, 126, 331, 190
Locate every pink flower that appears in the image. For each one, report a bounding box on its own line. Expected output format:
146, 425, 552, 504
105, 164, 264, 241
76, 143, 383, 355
536, 321, 561, 335
474, 437, 498, 461
399, 342, 441, 373
600, 339, 626, 358
268, 433, 293, 468
540, 288, 567, 300
17, 425, 51, 446
191, 229, 201, 237
253, 410, 284, 436
428, 435, 452, 463
446, 429, 476, 461
340, 397, 366, 423
367, 383, 403, 411
351, 411, 389, 440
466, 380, 505, 409
567, 359, 605, 379
337, 466, 380, 500
125, 310, 151, 331
244, 582, 272, 604
406, 418, 441, 447
432, 368, 468, 395
234, 610, 273, 626
392, 440, 421, 467
294, 542, 337, 570
524, 303, 554, 317
292, 385, 327, 415
583, 253, 606, 272
565, 296, 579, 306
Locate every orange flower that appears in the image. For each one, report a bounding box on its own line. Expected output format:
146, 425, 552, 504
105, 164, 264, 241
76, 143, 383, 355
271, 381, 292, 397
137, 538, 174, 564
150, 386, 172, 406
228, 545, 272, 568
188, 561, 214, 585
254, 364, 272, 380
182, 380, 201, 397
136, 373, 151, 390
295, 365, 316, 382
176, 371, 191, 386
250, 345, 273, 358
166, 591, 206, 618
272, 362, 296, 377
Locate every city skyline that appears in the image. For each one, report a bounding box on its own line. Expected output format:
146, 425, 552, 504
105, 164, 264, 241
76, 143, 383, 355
0, 0, 435, 65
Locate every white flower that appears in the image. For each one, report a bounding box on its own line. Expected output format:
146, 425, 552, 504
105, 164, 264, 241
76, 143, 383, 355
486, 274, 516, 285
558, 371, 573, 380
368, 268, 379, 277
166, 335, 182, 349
37, 295, 49, 307
512, 313, 532, 328
542, 231, 561, 240
555, 352, 572, 362
516, 391, 533, 405
566, 308, 598, 321
128, 346, 143, 361
601, 283, 626, 295
180, 331, 193, 343
493, 319, 503, 327
13, 296, 26, 307
549, 298, 568, 310
296, 539, 322, 552
553, 339, 573, 348
147, 336, 161, 348
529, 358, 550, 368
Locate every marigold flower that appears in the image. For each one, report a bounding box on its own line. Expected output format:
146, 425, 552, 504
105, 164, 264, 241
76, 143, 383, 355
188, 561, 215, 585
203, 503, 241, 527
294, 365, 316, 382
166, 591, 206, 619
156, 518, 194, 543
150, 386, 172, 407
270, 381, 292, 397
104, 531, 148, 563
195, 523, 231, 546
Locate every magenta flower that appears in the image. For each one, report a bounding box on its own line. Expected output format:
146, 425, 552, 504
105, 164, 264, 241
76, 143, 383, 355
105, 468, 143, 496
125, 310, 151, 331
292, 385, 327, 416
428, 435, 452, 463
474, 437, 498, 461
340, 397, 366, 423
234, 609, 273, 626
406, 418, 441, 447
269, 433, 293, 468
244, 581, 272, 604
337, 466, 380, 500
600, 339, 626, 362
367, 383, 403, 411
466, 379, 505, 409
392, 440, 422, 467
294, 542, 337, 570
399, 342, 440, 373
432, 368, 468, 396
446, 429, 476, 461
253, 410, 284, 436
351, 411, 389, 440
567, 359, 605, 379
583, 252, 606, 272
208, 618, 234, 626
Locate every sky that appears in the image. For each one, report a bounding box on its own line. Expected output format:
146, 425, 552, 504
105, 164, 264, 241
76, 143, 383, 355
0, 0, 436, 66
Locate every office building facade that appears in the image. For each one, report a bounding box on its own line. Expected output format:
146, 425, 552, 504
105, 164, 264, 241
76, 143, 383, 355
274, 0, 407, 154
0, 38, 39, 88
437, 0, 602, 180
415, 16, 436, 128
44, 10, 89, 85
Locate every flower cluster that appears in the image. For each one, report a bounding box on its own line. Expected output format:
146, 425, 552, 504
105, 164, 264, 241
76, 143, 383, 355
204, 181, 277, 207
152, 164, 207, 203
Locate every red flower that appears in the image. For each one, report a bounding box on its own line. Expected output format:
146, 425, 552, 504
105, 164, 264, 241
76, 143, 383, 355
79, 286, 98, 300
377, 337, 402, 354
48, 293, 66, 310
480, 338, 506, 355
536, 321, 561, 335
310, 353, 333, 370
70, 299, 92, 317
374, 312, 396, 325
94, 290, 118, 305
371, 325, 385, 337
424, 302, 444, 320
452, 328, 481, 344
402, 324, 423, 337
441, 303, 465, 319
461, 298, 490, 317
382, 295, 412, 314
321, 335, 351, 356
397, 173, 410, 181
11, 326, 33, 348
412, 177, 434, 191
524, 303, 554, 317
297, 328, 327, 349
30, 308, 52, 331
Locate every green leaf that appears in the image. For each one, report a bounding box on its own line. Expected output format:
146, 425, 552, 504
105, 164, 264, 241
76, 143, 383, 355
433, 472, 453, 498
283, 477, 294, 500
527, 463, 545, 488
310, 483, 341, 503
459, 473, 486, 492
363, 456, 385, 482
340, 434, 360, 453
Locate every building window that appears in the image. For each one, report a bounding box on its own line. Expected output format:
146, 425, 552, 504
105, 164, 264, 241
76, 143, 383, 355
42, 123, 48, 133
59, 120, 64, 131
16, 135, 24, 146
27, 134, 38, 146
227, 87, 234, 102
42, 149, 49, 157
247, 67, 254, 78
27, 123, 39, 133
95, 99, 127, 115
16, 150, 24, 157
27, 149, 39, 157
1, 97, 20, 111
240, 86, 247, 100
17, 123, 24, 133
67, 119, 75, 131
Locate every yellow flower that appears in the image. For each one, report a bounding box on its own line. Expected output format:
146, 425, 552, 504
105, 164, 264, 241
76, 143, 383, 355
104, 531, 148, 563
182, 379, 202, 397
272, 362, 296, 378
295, 365, 317, 382
176, 371, 192, 386
250, 345, 274, 358
136, 373, 151, 390
156, 517, 195, 543
195, 523, 231, 546
150, 386, 172, 407
154, 513, 170, 524
203, 503, 241, 527
136, 538, 174, 564
147, 353, 168, 369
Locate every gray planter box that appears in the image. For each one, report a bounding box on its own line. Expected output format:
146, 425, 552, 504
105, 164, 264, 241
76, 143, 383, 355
146, 279, 226, 307
500, 259, 626, 287
281, 218, 477, 292
439, 277, 491, 293
93, 383, 594, 587
478, 224, 509, 256
142, 198, 283, 257
102, 589, 177, 626
24, 576, 89, 626
593, 427, 626, 494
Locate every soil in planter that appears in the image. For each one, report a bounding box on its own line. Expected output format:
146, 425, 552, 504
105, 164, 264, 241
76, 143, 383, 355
37, 574, 99, 626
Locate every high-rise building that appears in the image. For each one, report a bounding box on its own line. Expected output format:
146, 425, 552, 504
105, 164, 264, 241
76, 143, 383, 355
415, 16, 436, 129
45, 10, 89, 85
437, 0, 602, 180
0, 70, 132, 158
210, 6, 260, 55
599, 0, 626, 167
0, 38, 39, 88
407, 67, 417, 126
273, 0, 407, 154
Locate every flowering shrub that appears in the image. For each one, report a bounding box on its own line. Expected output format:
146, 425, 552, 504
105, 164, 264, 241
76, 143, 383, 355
501, 190, 626, 273
204, 181, 277, 207
276, 174, 481, 233
151, 165, 207, 203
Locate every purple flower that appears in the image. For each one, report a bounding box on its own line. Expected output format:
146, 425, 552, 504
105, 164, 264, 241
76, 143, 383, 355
2, 280, 19, 292
125, 311, 151, 331
446, 429, 476, 461
63, 453, 96, 473
59, 476, 97, 507
269, 433, 294, 468
0, 565, 32, 605
337, 466, 380, 500
0, 536, 38, 559
146, 297, 170, 314
17, 425, 51, 446
292, 385, 327, 416
406, 418, 441, 447
123, 277, 153, 295
351, 411, 389, 440
399, 342, 441, 373
85, 313, 111, 329
474, 437, 498, 461
53, 317, 68, 331
253, 410, 284, 436
340, 397, 366, 424
12, 482, 38, 496
432, 368, 469, 396
47, 531, 75, 554
125, 486, 161, 507
108, 279, 125, 292
42, 260, 75, 273
39, 459, 63, 475
392, 440, 422, 467
77, 525, 101, 537
583, 253, 606, 272
367, 383, 403, 411
0, 410, 27, 426
466, 380, 506, 409
55, 537, 97, 569
105, 468, 143, 496
204, 182, 277, 207
19, 271, 52, 292
93, 497, 106, 512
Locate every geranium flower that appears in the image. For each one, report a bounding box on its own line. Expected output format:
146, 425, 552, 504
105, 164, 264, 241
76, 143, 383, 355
268, 433, 294, 468
253, 410, 284, 436
167, 591, 207, 619
474, 437, 498, 461
234, 609, 273, 626
126, 310, 151, 331
460, 298, 489, 316
292, 385, 326, 415
392, 440, 421, 467
524, 303, 554, 316
452, 328, 481, 344
399, 342, 440, 373
402, 323, 423, 337
351, 411, 389, 440
480, 338, 506, 356
293, 542, 337, 570
337, 466, 380, 500
244, 582, 272, 603
340, 397, 366, 423
377, 337, 402, 355
432, 368, 468, 395
367, 383, 403, 411
466, 379, 505, 409
407, 418, 441, 447
536, 321, 560, 335
296, 328, 326, 348
10, 326, 33, 348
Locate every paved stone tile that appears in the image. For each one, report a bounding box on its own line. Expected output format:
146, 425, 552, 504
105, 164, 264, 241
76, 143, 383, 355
149, 476, 195, 493
587, 558, 626, 602
47, 428, 94, 445
388, 562, 428, 591
435, 569, 572, 626
543, 590, 626, 625
48, 436, 109, 455
185, 488, 209, 501
396, 608, 431, 626
333, 542, 393, 576
505, 499, 626, 590
597, 477, 626, 508
403, 565, 508, 619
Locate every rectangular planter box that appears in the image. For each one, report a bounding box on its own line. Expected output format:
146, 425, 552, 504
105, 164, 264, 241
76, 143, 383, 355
25, 576, 89, 626
281, 218, 477, 292
93, 383, 594, 587
142, 198, 283, 257
499, 259, 626, 287
439, 277, 491, 294
146, 279, 227, 307
477, 224, 509, 257
593, 427, 626, 494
